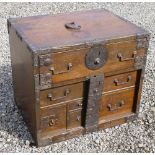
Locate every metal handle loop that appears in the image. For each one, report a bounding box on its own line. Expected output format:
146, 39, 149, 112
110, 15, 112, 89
65, 22, 81, 30
107, 100, 125, 111
49, 63, 72, 75
47, 89, 70, 101
117, 51, 137, 61
113, 75, 132, 86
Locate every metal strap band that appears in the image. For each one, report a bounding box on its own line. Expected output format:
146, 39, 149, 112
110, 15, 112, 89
84, 74, 104, 132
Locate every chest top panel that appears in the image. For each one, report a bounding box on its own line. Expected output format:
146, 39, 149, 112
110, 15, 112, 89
8, 9, 148, 52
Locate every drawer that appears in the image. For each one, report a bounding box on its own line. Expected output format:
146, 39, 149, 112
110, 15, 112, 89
40, 82, 85, 107
104, 71, 138, 92
100, 87, 136, 121
40, 71, 138, 107
67, 109, 82, 129
67, 99, 83, 111
39, 40, 145, 84
40, 104, 66, 133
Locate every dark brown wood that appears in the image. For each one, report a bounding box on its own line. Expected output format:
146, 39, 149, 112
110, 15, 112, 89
8, 24, 37, 141
8, 9, 150, 147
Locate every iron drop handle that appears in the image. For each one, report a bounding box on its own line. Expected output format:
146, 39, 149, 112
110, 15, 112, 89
117, 51, 137, 61
65, 22, 81, 30
47, 89, 70, 101
49, 63, 73, 75
107, 100, 125, 111
114, 75, 131, 86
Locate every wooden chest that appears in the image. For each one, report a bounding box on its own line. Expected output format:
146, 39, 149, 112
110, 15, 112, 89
8, 9, 150, 147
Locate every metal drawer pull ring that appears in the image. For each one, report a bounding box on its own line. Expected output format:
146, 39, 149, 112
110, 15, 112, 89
117, 51, 137, 61
47, 89, 70, 101
49, 119, 57, 126
113, 75, 131, 86
49, 63, 72, 75
107, 100, 125, 111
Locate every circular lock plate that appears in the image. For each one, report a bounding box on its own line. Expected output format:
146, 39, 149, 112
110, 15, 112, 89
85, 46, 108, 70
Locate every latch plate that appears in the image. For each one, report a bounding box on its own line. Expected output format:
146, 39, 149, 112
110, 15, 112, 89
85, 45, 108, 70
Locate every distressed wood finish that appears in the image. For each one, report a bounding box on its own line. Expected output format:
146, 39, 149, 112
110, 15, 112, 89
8, 9, 150, 146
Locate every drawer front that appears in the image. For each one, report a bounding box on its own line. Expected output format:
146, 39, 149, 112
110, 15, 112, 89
39, 40, 145, 85
67, 109, 82, 129
100, 87, 136, 121
104, 71, 138, 92
40, 104, 66, 133
40, 82, 85, 107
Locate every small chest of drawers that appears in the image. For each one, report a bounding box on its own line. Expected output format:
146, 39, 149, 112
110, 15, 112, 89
8, 9, 150, 146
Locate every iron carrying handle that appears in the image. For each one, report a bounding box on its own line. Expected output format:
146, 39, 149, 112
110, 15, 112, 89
65, 22, 81, 30
113, 75, 132, 86
107, 100, 125, 111
117, 51, 137, 61
49, 63, 72, 75
47, 89, 70, 101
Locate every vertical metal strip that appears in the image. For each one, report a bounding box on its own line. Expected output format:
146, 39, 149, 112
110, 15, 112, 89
84, 74, 104, 133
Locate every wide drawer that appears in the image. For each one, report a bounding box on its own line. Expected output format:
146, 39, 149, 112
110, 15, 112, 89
99, 86, 136, 122
104, 71, 137, 92
39, 40, 145, 85
40, 70, 138, 107
40, 82, 85, 107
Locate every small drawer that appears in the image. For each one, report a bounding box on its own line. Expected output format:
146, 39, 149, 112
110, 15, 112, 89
40, 104, 66, 132
67, 109, 82, 129
67, 99, 83, 111
104, 71, 138, 92
100, 87, 136, 121
40, 82, 85, 107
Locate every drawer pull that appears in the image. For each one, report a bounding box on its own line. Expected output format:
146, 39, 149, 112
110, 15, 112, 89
76, 116, 81, 121
114, 75, 131, 86
117, 51, 137, 61
78, 103, 82, 107
107, 100, 125, 111
47, 89, 70, 101
49, 63, 73, 75
49, 119, 57, 126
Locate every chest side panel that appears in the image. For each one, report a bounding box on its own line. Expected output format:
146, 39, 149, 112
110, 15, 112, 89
9, 26, 37, 140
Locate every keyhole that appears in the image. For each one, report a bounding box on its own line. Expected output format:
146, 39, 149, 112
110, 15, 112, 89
98, 51, 101, 56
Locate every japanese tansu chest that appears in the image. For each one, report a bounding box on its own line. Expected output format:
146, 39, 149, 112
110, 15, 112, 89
8, 9, 150, 146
